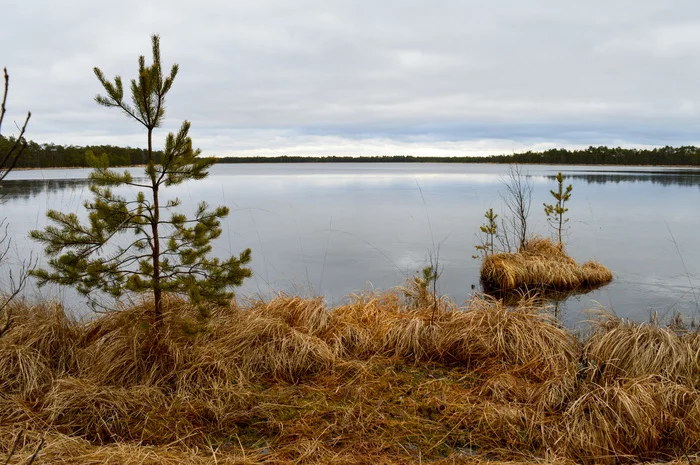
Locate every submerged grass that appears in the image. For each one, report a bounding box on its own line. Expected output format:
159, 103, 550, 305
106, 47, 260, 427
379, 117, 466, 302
0, 289, 697, 464
481, 237, 613, 295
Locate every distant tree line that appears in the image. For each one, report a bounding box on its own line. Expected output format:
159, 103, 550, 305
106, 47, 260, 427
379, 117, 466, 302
0, 135, 163, 168
217, 146, 700, 165
492, 146, 700, 165
5, 138, 700, 168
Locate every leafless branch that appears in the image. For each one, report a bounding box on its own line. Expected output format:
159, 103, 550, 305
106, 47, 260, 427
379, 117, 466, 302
500, 164, 533, 252
0, 67, 34, 334
0, 221, 36, 338
0, 68, 31, 183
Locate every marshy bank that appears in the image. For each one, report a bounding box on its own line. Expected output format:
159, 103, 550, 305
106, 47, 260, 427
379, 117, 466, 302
1, 288, 698, 464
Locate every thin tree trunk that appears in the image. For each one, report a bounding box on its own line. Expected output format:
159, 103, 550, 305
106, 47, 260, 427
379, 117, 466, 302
558, 208, 563, 245
147, 127, 162, 328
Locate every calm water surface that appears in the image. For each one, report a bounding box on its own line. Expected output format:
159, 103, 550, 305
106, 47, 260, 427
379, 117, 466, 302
2, 163, 700, 327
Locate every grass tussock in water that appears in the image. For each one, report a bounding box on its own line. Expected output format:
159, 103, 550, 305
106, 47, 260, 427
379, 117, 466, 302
0, 287, 698, 464
480, 237, 613, 294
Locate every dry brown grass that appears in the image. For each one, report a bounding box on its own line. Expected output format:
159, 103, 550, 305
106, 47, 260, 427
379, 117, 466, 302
0, 345, 53, 399
555, 376, 700, 464
2, 300, 80, 375
214, 310, 336, 382
686, 331, 700, 387
259, 293, 330, 336
42, 377, 178, 443
438, 296, 577, 379
481, 237, 613, 294
0, 290, 697, 464
557, 378, 661, 463
584, 313, 693, 384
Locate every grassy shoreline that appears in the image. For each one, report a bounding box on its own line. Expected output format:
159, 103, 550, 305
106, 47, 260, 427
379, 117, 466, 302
1, 286, 698, 464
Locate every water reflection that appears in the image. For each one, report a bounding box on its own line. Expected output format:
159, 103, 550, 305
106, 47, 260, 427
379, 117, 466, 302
545, 170, 700, 187
482, 281, 613, 320
3, 167, 700, 203
0, 178, 90, 200
0, 176, 149, 200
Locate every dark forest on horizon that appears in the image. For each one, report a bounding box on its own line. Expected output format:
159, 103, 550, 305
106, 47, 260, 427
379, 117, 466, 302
0, 136, 163, 169
4, 135, 700, 168
218, 146, 700, 165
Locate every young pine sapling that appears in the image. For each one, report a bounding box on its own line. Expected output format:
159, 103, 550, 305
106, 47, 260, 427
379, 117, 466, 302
473, 208, 498, 260
543, 172, 573, 247
30, 35, 251, 328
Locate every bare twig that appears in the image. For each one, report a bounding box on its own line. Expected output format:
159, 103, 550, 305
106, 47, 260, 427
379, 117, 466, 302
0, 221, 36, 337
0, 68, 31, 183
26, 436, 45, 465
2, 430, 43, 465
3, 429, 23, 465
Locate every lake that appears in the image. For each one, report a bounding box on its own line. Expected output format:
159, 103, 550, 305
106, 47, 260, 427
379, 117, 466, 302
2, 163, 699, 327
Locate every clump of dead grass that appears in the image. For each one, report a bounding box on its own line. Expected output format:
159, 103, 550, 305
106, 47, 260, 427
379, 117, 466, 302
258, 293, 330, 336
685, 331, 700, 387
438, 295, 581, 414
439, 295, 578, 380
0, 345, 53, 399
1, 301, 80, 376
78, 308, 184, 388
212, 304, 335, 382
555, 376, 700, 464
381, 311, 442, 361
583, 312, 693, 384
481, 237, 613, 294
42, 377, 180, 444
324, 291, 403, 358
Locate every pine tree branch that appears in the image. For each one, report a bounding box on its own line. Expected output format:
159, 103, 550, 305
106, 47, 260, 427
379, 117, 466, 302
124, 181, 153, 189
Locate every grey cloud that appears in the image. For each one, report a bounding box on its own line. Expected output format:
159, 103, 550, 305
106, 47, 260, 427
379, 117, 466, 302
3, 1, 700, 155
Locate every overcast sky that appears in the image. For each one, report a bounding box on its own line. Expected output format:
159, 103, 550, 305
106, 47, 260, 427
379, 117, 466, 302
3, 0, 700, 157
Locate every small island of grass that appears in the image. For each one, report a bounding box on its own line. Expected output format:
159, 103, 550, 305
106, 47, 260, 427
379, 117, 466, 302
475, 169, 613, 302
480, 236, 613, 295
